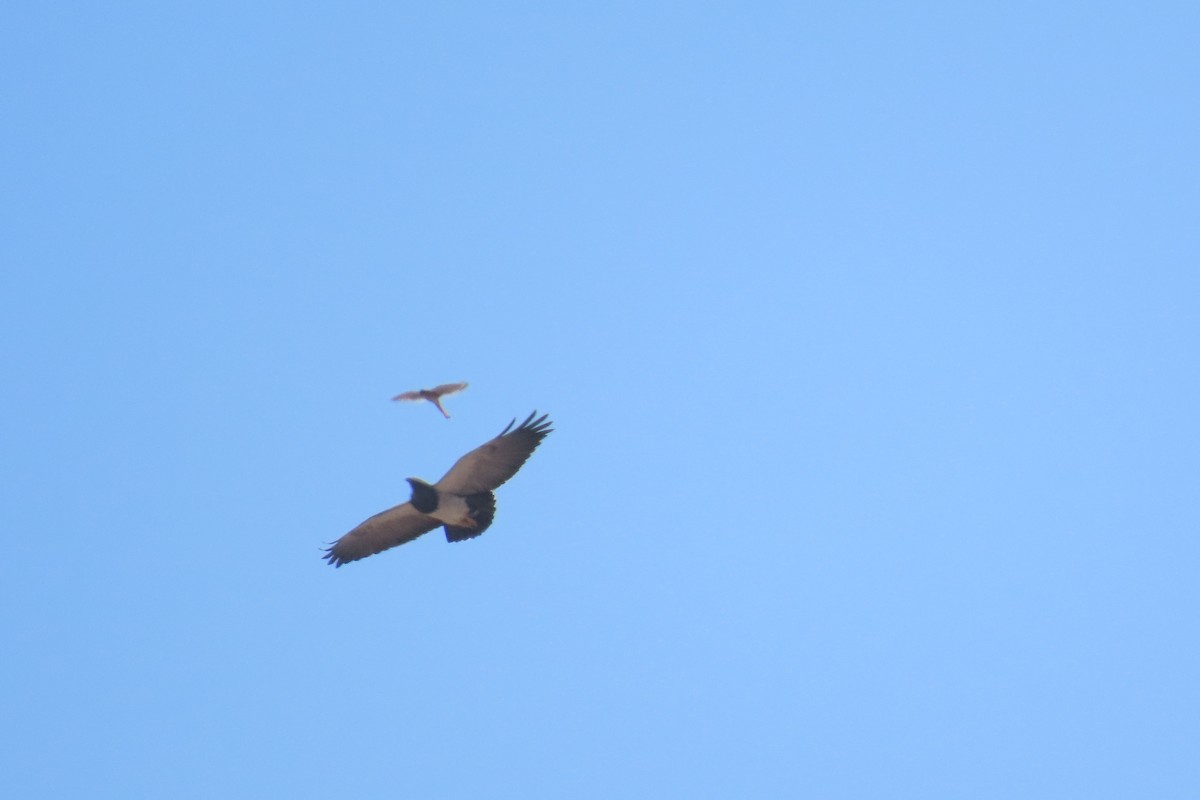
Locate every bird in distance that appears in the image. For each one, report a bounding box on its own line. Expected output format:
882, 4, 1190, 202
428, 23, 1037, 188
391, 381, 469, 418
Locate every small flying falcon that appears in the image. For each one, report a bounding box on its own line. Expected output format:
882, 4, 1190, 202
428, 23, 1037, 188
391, 381, 468, 418
323, 411, 553, 567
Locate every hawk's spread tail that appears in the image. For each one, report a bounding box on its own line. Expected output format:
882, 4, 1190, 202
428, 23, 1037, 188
444, 491, 496, 542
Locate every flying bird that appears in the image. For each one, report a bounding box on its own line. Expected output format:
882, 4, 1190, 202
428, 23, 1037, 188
391, 381, 469, 418
323, 411, 553, 567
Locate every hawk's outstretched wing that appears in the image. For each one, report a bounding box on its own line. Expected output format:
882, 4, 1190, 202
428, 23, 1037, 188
323, 503, 440, 567
436, 412, 553, 495
391, 390, 425, 402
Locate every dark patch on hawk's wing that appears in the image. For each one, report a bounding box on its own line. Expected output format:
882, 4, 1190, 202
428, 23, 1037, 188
444, 491, 496, 543
435, 412, 553, 495
323, 502, 440, 567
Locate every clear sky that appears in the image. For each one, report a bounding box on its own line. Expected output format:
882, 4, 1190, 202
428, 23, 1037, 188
2, 2, 1197, 798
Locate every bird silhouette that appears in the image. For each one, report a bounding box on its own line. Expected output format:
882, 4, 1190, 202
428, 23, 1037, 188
323, 412, 553, 566
391, 381, 468, 418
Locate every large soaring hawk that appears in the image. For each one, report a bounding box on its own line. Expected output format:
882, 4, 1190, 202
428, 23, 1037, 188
323, 412, 553, 567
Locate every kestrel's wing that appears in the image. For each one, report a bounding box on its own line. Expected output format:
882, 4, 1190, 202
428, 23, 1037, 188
391, 390, 426, 402
430, 382, 468, 397
323, 503, 440, 567
435, 412, 553, 495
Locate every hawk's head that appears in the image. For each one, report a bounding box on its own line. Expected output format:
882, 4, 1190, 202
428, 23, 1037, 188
406, 478, 438, 514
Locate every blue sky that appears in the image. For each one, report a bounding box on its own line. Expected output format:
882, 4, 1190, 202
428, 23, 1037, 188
2, 2, 1198, 797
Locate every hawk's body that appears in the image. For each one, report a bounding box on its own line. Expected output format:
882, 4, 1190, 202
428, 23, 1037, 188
391, 381, 468, 418
324, 412, 552, 567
